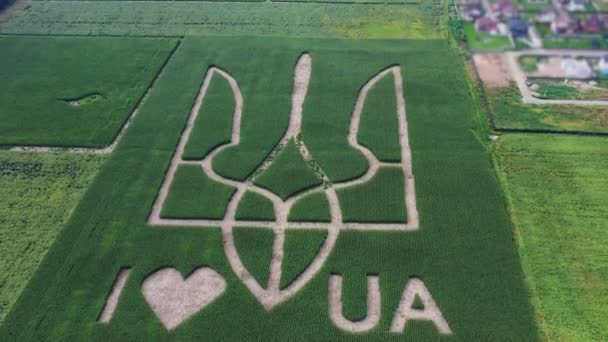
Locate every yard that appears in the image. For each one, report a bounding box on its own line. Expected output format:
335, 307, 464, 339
463, 23, 512, 50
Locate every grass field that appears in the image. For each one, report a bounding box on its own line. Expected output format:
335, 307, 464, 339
496, 134, 608, 341
0, 1, 442, 39
0, 151, 105, 323
488, 83, 608, 133
463, 23, 512, 51
0, 36, 177, 147
530, 79, 608, 101
0, 36, 538, 340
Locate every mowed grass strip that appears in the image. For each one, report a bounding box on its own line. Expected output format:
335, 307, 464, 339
496, 134, 608, 341
0, 151, 105, 323
183, 72, 235, 160
0, 36, 177, 147
337, 167, 406, 223
161, 165, 235, 219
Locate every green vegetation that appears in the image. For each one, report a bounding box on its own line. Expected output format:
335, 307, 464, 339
161, 165, 236, 219
288, 192, 331, 222
0, 151, 105, 323
518, 56, 538, 73
254, 140, 322, 200
0, 37, 538, 340
531, 79, 608, 101
358, 73, 401, 162
235, 191, 275, 221
280, 230, 327, 289
338, 167, 406, 223
496, 134, 608, 341
513, 0, 546, 12
489, 83, 608, 132
183, 72, 235, 160
543, 38, 607, 50
463, 23, 512, 51
0, 36, 177, 147
232, 228, 274, 287
0, 2, 442, 39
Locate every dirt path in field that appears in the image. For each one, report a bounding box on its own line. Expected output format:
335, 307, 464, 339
148, 53, 419, 313
98, 268, 131, 324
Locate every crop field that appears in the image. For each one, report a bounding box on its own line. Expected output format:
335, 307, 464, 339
496, 134, 608, 340
0, 1, 441, 39
0, 36, 177, 147
0, 151, 105, 323
0, 35, 540, 340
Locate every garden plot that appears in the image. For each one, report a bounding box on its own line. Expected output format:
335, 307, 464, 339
0, 36, 177, 148
0, 37, 537, 340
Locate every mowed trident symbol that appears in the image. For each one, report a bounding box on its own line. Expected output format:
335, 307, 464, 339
149, 53, 419, 310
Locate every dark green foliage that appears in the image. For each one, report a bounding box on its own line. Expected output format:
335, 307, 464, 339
280, 230, 327, 289
254, 140, 322, 200
0, 152, 105, 323
183, 72, 235, 160
232, 228, 274, 287
235, 191, 275, 221
0, 38, 538, 341
0, 36, 177, 147
358, 73, 401, 162
161, 165, 235, 219
337, 167, 406, 223
288, 192, 331, 222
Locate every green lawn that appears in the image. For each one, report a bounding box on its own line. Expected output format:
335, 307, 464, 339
543, 37, 607, 50
496, 134, 608, 341
488, 83, 608, 133
530, 79, 608, 101
463, 23, 512, 50
0, 37, 538, 340
0, 151, 105, 323
0, 36, 177, 147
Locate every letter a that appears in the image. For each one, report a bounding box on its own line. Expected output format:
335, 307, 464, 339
390, 278, 452, 335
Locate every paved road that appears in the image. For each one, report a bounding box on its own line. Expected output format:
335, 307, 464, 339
506, 51, 608, 106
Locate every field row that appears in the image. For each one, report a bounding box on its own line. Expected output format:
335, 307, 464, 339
0, 1, 441, 39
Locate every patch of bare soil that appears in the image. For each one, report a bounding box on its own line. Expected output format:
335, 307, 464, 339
473, 54, 511, 88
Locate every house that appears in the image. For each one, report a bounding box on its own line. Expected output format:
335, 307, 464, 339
508, 19, 529, 38
566, 0, 587, 12
561, 58, 593, 79
476, 17, 500, 35
551, 11, 573, 33
462, 3, 484, 21
536, 7, 555, 23
580, 14, 603, 34
493, 0, 519, 19
599, 56, 608, 77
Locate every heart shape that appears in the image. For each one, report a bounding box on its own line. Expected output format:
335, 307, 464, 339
142, 267, 226, 330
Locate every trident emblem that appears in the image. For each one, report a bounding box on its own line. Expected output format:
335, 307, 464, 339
149, 52, 419, 310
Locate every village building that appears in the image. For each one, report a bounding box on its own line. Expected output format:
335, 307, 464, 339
536, 8, 555, 23
493, 0, 519, 19
551, 11, 573, 33
508, 19, 529, 38
566, 0, 587, 12
561, 58, 593, 79
580, 14, 603, 34
475, 17, 500, 35
461, 3, 484, 21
